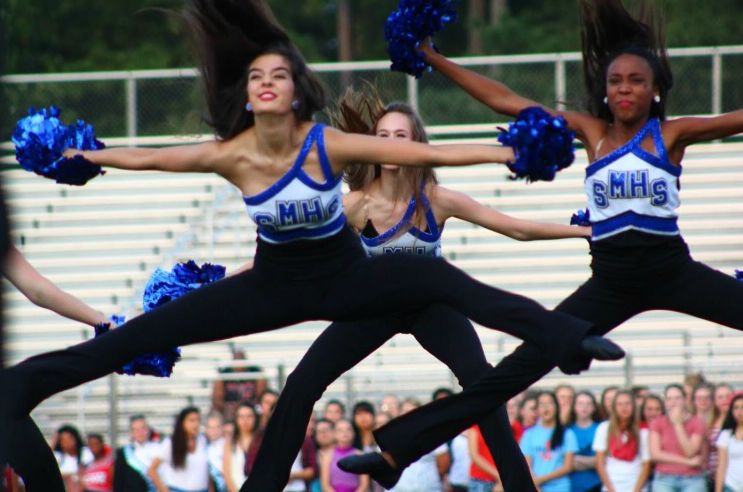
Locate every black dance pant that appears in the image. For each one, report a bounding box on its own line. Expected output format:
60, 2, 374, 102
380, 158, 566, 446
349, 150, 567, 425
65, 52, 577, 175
1, 227, 593, 491
242, 305, 537, 492
373, 241, 743, 468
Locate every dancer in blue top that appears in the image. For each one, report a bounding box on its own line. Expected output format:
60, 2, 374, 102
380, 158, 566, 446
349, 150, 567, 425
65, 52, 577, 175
241, 87, 592, 492
341, 0, 743, 486
0, 1, 621, 491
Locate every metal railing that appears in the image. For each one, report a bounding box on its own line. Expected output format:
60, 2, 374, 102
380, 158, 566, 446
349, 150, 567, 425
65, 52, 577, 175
3, 46, 743, 146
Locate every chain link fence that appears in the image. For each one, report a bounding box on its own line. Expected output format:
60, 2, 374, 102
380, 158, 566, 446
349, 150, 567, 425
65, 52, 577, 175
3, 47, 743, 143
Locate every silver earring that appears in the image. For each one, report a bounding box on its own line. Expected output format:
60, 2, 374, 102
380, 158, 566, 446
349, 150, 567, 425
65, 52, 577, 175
603, 97, 608, 105
291, 100, 300, 110
245, 102, 253, 112
654, 95, 661, 103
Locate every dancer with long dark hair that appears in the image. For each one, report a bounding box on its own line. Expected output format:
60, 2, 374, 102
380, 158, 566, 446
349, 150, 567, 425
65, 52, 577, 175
341, 0, 743, 485
1, 1, 621, 490
241, 86, 592, 492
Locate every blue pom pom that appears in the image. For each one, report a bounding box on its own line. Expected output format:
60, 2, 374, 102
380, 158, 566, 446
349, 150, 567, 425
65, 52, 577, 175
570, 209, 591, 226
384, 0, 459, 78
736, 270, 743, 282
11, 107, 105, 186
94, 263, 224, 378
497, 107, 576, 182
143, 260, 226, 313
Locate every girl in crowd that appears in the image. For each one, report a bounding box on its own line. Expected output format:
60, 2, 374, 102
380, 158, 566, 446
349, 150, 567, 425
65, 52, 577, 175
520, 391, 578, 492
320, 419, 368, 492
223, 403, 260, 492
513, 393, 540, 442
649, 384, 707, 492
240, 85, 599, 492
340, 0, 743, 483
640, 394, 665, 429
593, 389, 651, 492
710, 384, 736, 489
311, 419, 336, 492
600, 387, 620, 422
468, 425, 502, 492
3, 0, 622, 489
715, 393, 743, 492
82, 434, 114, 492
556, 385, 577, 426
149, 407, 210, 492
351, 402, 376, 452
569, 391, 603, 492
53, 425, 93, 492
692, 383, 716, 430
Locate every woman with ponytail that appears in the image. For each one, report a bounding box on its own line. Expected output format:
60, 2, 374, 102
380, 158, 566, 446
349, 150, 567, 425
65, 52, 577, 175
342, 0, 743, 485
1, 1, 621, 490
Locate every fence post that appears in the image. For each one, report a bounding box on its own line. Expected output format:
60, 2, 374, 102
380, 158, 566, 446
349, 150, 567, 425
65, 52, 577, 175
712, 49, 723, 115
345, 372, 356, 409
555, 56, 567, 111
126, 75, 137, 139
623, 352, 634, 387
407, 76, 419, 112
683, 331, 692, 376
109, 374, 119, 448
277, 363, 286, 391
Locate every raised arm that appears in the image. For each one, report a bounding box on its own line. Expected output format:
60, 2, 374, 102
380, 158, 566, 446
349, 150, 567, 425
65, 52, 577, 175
418, 39, 603, 145
63, 140, 226, 174
665, 109, 743, 152
2, 245, 110, 327
432, 186, 591, 240
324, 127, 514, 175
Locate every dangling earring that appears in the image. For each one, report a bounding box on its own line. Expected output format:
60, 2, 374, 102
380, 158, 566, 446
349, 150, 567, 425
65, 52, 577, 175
291, 100, 300, 110
603, 97, 608, 105
653, 95, 661, 103
245, 102, 253, 112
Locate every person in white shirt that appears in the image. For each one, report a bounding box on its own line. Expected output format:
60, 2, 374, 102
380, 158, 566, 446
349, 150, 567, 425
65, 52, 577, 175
715, 393, 743, 492
149, 407, 210, 492
593, 390, 651, 492
53, 424, 94, 492
205, 412, 227, 492
114, 415, 161, 492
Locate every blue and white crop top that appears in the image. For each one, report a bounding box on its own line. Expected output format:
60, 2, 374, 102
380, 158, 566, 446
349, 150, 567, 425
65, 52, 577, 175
585, 118, 681, 241
242, 124, 346, 244
359, 193, 442, 257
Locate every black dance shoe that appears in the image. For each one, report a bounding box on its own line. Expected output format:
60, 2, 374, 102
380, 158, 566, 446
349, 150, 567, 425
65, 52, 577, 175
337, 452, 402, 489
579, 335, 625, 361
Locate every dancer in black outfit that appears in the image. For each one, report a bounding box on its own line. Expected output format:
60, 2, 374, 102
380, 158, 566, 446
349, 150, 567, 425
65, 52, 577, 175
0, 1, 622, 491
242, 89, 593, 492
340, 0, 743, 487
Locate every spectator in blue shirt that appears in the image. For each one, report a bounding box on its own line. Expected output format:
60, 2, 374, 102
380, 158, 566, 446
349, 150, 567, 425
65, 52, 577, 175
521, 391, 579, 492
569, 391, 603, 492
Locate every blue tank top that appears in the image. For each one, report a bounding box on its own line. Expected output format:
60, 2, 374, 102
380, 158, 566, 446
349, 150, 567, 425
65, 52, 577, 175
359, 193, 442, 257
585, 118, 681, 241
242, 124, 346, 244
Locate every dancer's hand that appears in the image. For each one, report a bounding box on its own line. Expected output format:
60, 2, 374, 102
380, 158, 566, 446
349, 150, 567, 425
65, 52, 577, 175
63, 147, 83, 159
417, 37, 436, 59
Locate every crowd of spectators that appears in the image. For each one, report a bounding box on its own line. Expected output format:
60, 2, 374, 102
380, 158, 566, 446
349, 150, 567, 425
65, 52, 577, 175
3, 374, 743, 492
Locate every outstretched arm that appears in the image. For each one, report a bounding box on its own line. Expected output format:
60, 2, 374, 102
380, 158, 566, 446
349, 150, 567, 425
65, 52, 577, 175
665, 109, 743, 151
324, 127, 514, 175
418, 39, 604, 146
2, 245, 110, 327
63, 140, 226, 174
433, 186, 590, 240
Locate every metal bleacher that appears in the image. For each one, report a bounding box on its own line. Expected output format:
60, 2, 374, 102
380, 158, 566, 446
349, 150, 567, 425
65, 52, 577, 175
2, 137, 743, 443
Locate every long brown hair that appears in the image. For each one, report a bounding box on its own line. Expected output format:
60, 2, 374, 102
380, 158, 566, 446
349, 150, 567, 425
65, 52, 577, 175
327, 83, 438, 233
172, 406, 200, 469
182, 0, 326, 140
579, 0, 673, 122
606, 389, 639, 448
